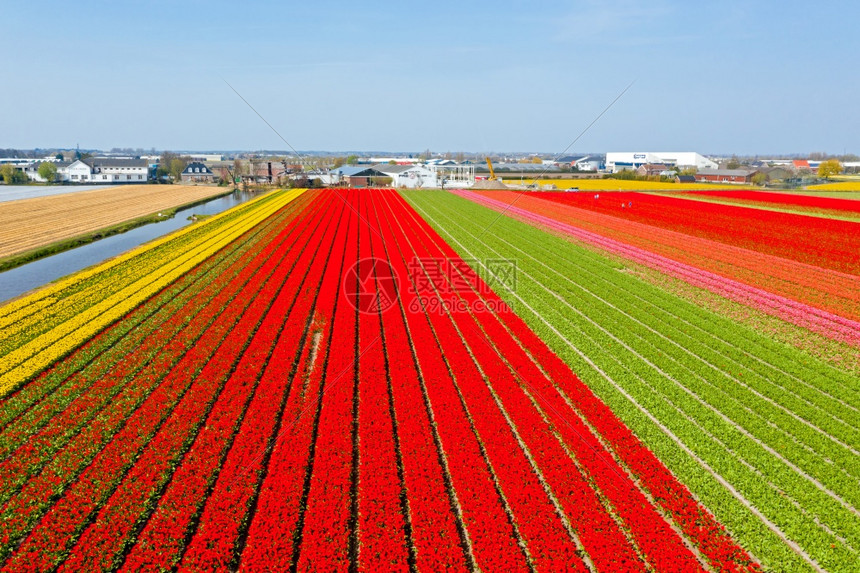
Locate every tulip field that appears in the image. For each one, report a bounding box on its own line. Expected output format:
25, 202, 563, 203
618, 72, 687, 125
408, 189, 860, 572
0, 186, 858, 571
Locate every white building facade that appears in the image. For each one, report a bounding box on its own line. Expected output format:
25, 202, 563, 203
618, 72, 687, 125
605, 152, 717, 173
58, 159, 150, 183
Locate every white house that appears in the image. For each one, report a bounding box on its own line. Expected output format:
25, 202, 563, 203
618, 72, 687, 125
605, 152, 717, 173
23, 161, 71, 182
64, 160, 96, 182
58, 158, 150, 183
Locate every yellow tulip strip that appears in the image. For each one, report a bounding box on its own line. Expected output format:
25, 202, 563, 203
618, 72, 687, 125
0, 189, 290, 330
0, 191, 289, 356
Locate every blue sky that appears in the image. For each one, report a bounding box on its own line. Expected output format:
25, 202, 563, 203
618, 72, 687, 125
2, 0, 857, 154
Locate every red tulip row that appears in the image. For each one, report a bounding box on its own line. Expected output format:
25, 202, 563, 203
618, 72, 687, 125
0, 192, 327, 570
377, 194, 536, 570
176, 193, 346, 571
380, 191, 592, 571
292, 191, 362, 571
119, 193, 341, 571
537, 191, 860, 274
363, 194, 468, 570
685, 189, 860, 215
76, 192, 330, 570
354, 195, 411, 571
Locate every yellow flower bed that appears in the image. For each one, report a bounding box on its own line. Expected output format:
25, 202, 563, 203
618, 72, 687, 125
806, 181, 860, 191
0, 188, 305, 397
500, 178, 751, 191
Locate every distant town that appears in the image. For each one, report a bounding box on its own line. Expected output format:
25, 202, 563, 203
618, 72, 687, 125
0, 147, 857, 190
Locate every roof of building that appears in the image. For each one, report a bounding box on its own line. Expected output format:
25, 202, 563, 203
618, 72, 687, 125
372, 163, 413, 174
697, 168, 758, 177
793, 159, 811, 169
183, 161, 214, 173
333, 166, 387, 177
490, 163, 561, 171
760, 166, 793, 174
29, 161, 71, 168
91, 158, 148, 168
675, 175, 697, 182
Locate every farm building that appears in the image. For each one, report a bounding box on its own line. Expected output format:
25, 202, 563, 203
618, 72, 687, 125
759, 166, 794, 182
606, 152, 717, 173
322, 166, 390, 188
636, 163, 673, 177
695, 168, 759, 184
181, 162, 217, 183
374, 164, 440, 188
557, 155, 604, 171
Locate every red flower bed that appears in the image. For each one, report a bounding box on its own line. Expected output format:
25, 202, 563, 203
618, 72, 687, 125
381, 192, 591, 571
362, 201, 468, 571
237, 198, 352, 570
353, 194, 411, 571
685, 190, 860, 216
120, 194, 338, 571
178, 194, 345, 571
538, 191, 860, 275
466, 190, 860, 327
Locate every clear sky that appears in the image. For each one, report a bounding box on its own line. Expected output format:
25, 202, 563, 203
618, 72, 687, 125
2, 0, 857, 155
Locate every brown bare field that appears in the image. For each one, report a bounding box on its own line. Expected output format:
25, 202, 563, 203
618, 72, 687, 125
0, 185, 229, 260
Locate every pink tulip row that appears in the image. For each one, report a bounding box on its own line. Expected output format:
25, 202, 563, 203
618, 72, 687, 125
457, 190, 860, 348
